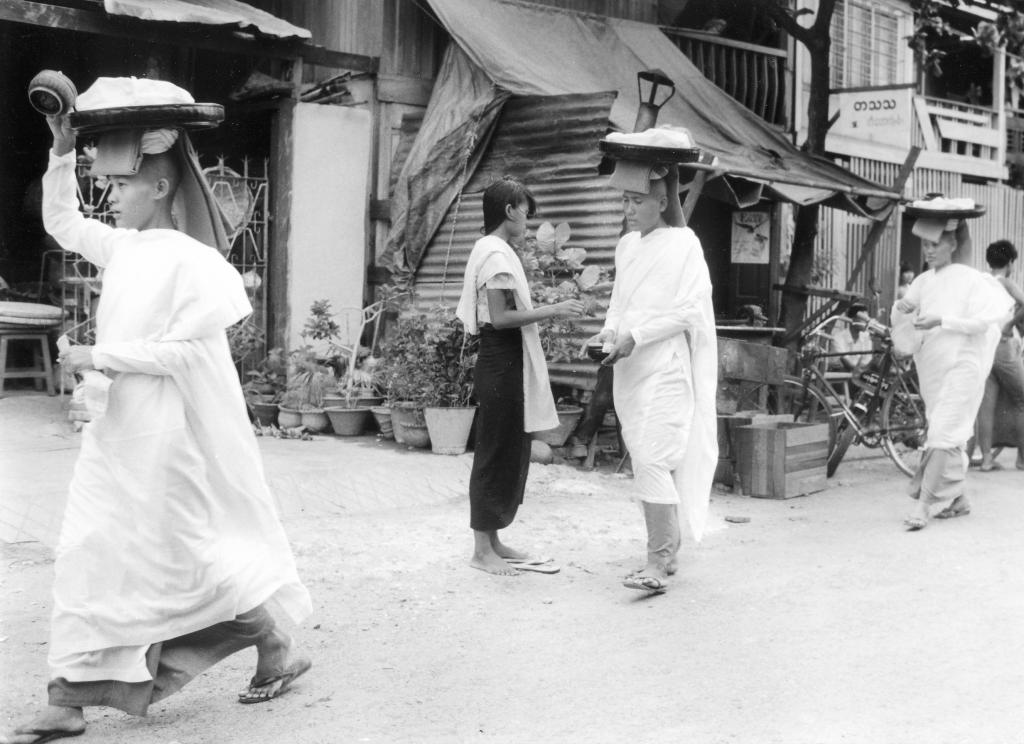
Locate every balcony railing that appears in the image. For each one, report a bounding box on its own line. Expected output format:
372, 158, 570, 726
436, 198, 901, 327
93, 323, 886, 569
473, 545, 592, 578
1008, 107, 1024, 167
661, 27, 788, 127
912, 96, 1002, 162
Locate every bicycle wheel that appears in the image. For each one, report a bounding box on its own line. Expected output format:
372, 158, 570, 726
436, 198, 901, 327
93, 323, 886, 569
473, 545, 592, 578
880, 383, 926, 477
827, 419, 858, 477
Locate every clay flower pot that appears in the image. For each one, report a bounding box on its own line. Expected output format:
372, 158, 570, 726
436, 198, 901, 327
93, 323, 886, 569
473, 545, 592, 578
300, 407, 330, 433
249, 398, 279, 426
390, 403, 430, 448
324, 406, 370, 436
424, 406, 477, 455
277, 405, 302, 429
370, 406, 394, 440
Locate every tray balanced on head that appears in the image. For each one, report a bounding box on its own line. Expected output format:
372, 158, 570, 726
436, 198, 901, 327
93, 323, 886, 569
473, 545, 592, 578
903, 204, 986, 220
598, 139, 703, 164
69, 103, 225, 134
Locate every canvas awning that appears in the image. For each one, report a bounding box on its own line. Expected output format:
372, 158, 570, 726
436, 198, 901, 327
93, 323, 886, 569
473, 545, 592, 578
103, 0, 311, 39
383, 0, 900, 275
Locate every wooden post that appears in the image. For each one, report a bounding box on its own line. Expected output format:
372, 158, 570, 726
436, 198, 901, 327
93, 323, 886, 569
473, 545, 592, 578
845, 146, 920, 290
681, 171, 708, 222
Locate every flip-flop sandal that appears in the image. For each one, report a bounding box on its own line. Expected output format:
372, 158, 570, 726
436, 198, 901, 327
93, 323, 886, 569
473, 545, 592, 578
935, 505, 971, 519
505, 556, 553, 566
514, 562, 560, 574
622, 575, 667, 593
7, 729, 84, 744
238, 656, 312, 704
903, 517, 928, 531
979, 462, 1003, 472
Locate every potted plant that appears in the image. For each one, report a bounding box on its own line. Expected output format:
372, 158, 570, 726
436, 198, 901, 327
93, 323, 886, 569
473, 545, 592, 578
520, 221, 606, 447
377, 310, 435, 448
242, 347, 287, 427
308, 298, 390, 436
279, 346, 333, 433
421, 307, 478, 455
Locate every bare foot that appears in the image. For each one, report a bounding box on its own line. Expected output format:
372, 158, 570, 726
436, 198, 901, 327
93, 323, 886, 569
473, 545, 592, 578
489, 535, 531, 562
470, 552, 520, 576
904, 499, 931, 530
1, 706, 85, 744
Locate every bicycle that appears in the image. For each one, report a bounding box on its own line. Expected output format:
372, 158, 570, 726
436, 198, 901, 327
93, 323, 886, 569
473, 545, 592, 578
775, 312, 927, 478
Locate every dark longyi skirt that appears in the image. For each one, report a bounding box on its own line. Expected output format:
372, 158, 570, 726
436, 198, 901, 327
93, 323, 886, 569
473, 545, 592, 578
468, 325, 531, 531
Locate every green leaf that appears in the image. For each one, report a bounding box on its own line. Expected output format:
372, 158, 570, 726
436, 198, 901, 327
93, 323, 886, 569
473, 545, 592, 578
553, 222, 571, 248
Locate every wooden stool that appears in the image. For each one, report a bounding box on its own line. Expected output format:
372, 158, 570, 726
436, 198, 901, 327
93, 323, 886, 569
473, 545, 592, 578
583, 410, 628, 472
0, 327, 58, 395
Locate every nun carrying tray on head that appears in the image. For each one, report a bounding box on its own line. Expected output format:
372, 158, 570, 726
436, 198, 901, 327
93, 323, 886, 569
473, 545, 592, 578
2, 77, 313, 744
892, 199, 1014, 532
586, 131, 718, 595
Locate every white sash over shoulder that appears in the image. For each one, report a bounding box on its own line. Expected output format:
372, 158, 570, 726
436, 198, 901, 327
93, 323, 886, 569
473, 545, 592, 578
457, 235, 559, 432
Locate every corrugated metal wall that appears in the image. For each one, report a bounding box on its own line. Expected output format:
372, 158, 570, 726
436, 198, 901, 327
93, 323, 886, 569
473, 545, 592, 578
413, 92, 622, 389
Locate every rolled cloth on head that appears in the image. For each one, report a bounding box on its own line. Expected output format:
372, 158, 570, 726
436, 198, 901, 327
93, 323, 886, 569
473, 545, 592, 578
911, 217, 960, 243
609, 160, 668, 194
140, 128, 179, 154
90, 128, 179, 176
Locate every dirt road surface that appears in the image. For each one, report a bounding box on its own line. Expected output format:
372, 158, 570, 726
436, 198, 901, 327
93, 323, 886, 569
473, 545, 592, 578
2, 394, 1023, 744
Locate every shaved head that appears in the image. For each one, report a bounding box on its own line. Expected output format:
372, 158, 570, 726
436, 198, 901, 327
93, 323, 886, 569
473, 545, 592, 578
138, 151, 182, 201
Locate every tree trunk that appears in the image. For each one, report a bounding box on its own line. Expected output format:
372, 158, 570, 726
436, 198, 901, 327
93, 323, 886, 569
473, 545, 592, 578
778, 4, 834, 346
779, 203, 820, 351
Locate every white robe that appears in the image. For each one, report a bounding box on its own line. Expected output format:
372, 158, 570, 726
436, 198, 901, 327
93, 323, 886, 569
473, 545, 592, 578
603, 227, 718, 541
891, 263, 1012, 449
456, 235, 558, 432
43, 151, 312, 682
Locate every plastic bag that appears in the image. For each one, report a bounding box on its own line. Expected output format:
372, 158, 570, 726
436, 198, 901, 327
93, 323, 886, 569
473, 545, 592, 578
890, 310, 922, 358
72, 369, 113, 418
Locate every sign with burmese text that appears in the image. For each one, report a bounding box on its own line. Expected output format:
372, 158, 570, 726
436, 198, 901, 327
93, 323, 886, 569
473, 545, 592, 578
828, 84, 913, 149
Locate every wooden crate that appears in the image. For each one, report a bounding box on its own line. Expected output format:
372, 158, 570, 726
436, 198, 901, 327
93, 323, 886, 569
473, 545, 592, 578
714, 411, 794, 487
735, 421, 829, 499
716, 337, 790, 414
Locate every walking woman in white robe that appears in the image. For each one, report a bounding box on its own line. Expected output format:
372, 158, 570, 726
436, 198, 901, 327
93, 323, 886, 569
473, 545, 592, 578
456, 177, 583, 576
893, 220, 1013, 531
2, 91, 311, 744
588, 162, 717, 593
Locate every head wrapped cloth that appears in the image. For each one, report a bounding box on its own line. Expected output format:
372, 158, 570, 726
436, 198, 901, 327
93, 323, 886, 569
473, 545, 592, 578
77, 77, 231, 254
608, 160, 668, 194
909, 196, 977, 266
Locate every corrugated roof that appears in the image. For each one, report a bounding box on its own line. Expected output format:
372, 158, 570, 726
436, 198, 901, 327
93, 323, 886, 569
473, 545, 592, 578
426, 0, 899, 213
103, 0, 311, 39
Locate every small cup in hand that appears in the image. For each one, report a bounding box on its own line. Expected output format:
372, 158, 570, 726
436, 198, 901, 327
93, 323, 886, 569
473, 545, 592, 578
586, 342, 610, 362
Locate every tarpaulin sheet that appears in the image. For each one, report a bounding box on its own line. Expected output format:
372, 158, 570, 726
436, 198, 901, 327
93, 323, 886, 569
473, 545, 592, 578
384, 45, 508, 276
104, 0, 311, 39
383, 0, 899, 275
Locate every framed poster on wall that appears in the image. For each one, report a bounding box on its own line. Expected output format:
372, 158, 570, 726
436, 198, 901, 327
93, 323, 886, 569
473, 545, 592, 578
731, 210, 770, 264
